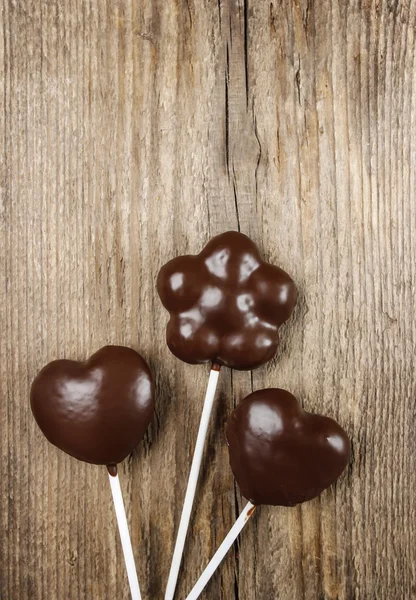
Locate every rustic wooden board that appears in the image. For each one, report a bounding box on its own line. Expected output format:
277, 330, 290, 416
1, 1, 416, 598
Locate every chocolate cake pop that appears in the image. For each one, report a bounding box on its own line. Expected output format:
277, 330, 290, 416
226, 388, 350, 506
31, 345, 154, 468
30, 345, 154, 600
186, 389, 350, 600
157, 231, 297, 370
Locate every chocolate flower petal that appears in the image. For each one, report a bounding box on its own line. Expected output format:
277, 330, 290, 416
157, 255, 202, 312
218, 330, 279, 371
251, 263, 298, 326
157, 232, 297, 370
167, 317, 220, 365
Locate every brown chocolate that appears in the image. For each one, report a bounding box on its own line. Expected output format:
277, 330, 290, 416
30, 346, 155, 467
157, 231, 297, 370
226, 389, 350, 506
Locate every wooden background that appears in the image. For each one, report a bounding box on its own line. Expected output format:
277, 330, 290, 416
1, 0, 416, 598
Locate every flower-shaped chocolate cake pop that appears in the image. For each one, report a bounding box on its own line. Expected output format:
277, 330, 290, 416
227, 388, 350, 506
157, 231, 297, 370
31, 345, 155, 467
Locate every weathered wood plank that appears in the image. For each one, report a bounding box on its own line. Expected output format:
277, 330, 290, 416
1, 1, 416, 598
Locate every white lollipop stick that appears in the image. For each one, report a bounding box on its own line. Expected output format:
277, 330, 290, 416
165, 366, 221, 600
108, 469, 142, 600
186, 501, 256, 600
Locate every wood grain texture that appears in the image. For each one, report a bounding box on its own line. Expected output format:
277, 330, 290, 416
1, 0, 416, 598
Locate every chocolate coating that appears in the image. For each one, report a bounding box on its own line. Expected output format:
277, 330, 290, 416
157, 231, 297, 370
227, 389, 350, 506
30, 346, 155, 467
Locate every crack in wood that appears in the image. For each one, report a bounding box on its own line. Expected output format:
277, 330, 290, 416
184, 0, 193, 28
253, 107, 262, 205
204, 169, 212, 235
295, 56, 301, 105
225, 42, 230, 176
232, 163, 241, 231
244, 0, 249, 106
303, 0, 312, 38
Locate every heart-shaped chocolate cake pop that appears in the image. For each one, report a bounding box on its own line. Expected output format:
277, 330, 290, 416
157, 231, 297, 370
31, 346, 155, 467
226, 388, 350, 506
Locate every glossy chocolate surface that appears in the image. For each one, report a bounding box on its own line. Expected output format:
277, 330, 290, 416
227, 389, 350, 506
30, 346, 155, 467
157, 231, 297, 370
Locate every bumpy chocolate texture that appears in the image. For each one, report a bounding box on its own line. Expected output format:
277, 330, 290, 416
157, 231, 297, 370
227, 389, 350, 506
30, 346, 155, 467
